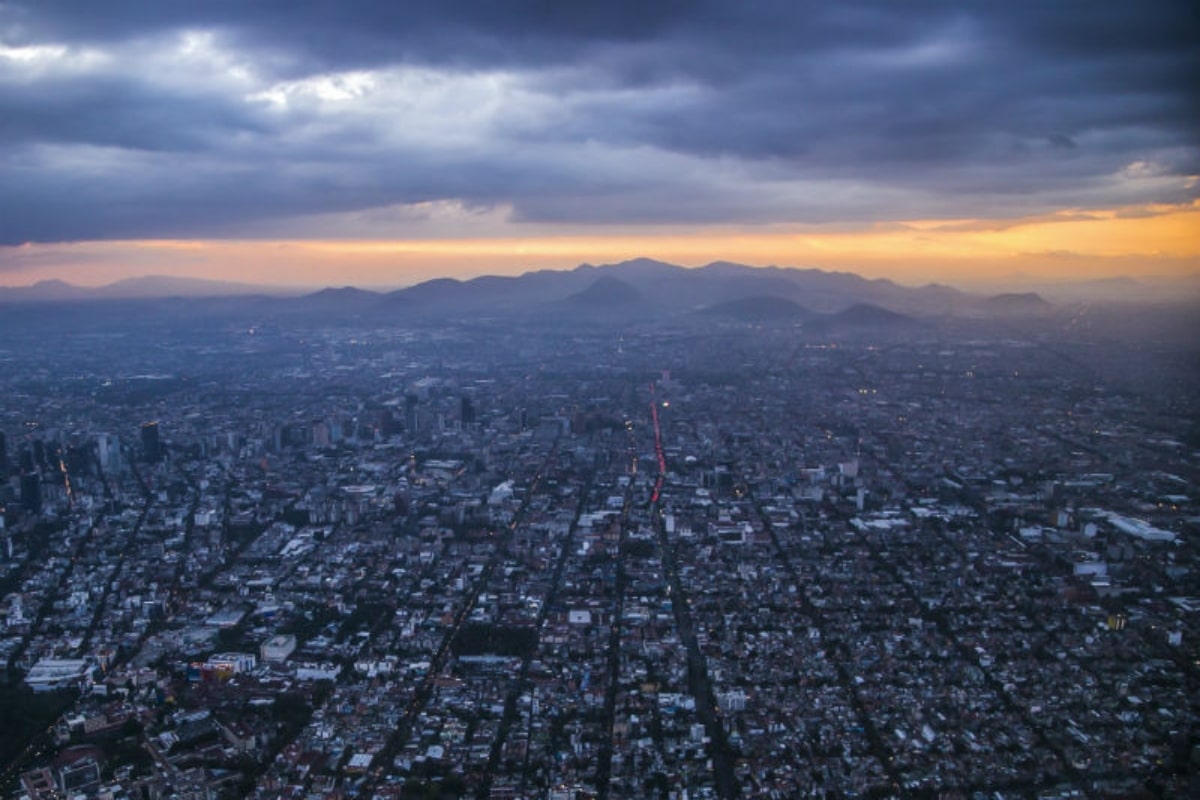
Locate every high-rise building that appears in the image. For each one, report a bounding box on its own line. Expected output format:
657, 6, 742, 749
18, 446, 34, 474
20, 472, 41, 514
461, 396, 476, 426
66, 445, 91, 476
379, 408, 400, 437
141, 421, 161, 463
405, 394, 419, 433
96, 433, 121, 474
312, 420, 331, 448
0, 430, 7, 476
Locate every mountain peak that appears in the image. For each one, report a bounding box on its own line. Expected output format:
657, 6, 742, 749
565, 275, 642, 306
600, 257, 683, 277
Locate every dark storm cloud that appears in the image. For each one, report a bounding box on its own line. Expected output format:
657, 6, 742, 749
0, 0, 1196, 244
3, 0, 697, 72
0, 74, 273, 151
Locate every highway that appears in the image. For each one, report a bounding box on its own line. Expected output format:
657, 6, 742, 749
648, 382, 739, 800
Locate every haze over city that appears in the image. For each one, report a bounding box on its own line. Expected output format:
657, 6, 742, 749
2, 4, 1200, 800
0, 0, 1197, 289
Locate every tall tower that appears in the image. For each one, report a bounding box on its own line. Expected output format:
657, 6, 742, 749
96, 433, 121, 474
20, 472, 41, 514
141, 421, 161, 463
18, 446, 34, 474
405, 394, 419, 434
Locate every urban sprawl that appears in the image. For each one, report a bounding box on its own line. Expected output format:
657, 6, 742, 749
0, 314, 1197, 800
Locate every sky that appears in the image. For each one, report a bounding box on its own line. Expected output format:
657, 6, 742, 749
0, 0, 1197, 289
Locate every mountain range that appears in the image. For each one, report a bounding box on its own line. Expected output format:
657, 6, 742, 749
2, 259, 1197, 333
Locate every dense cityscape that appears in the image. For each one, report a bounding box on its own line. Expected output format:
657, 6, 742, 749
0, 285, 1197, 800
2, 0, 1197, 796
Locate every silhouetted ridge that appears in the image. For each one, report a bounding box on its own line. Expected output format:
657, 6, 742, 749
7, 260, 1196, 313
387, 277, 463, 305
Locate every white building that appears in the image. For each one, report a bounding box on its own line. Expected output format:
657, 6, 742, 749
260, 633, 296, 663
25, 658, 93, 692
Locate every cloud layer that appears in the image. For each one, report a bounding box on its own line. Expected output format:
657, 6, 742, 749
1, 0, 1197, 245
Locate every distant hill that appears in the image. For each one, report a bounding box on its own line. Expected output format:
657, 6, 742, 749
564, 276, 642, 307
980, 273, 1200, 304
306, 286, 380, 302
805, 303, 918, 334
830, 303, 914, 326
294, 286, 384, 316
699, 295, 810, 321
979, 292, 1053, 315
97, 275, 288, 298
0, 274, 291, 303
0, 279, 93, 302
386, 277, 464, 307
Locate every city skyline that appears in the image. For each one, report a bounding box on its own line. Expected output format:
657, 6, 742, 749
1, 1, 1197, 288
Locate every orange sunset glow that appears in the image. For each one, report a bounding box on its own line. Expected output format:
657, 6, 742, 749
3, 201, 1197, 290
